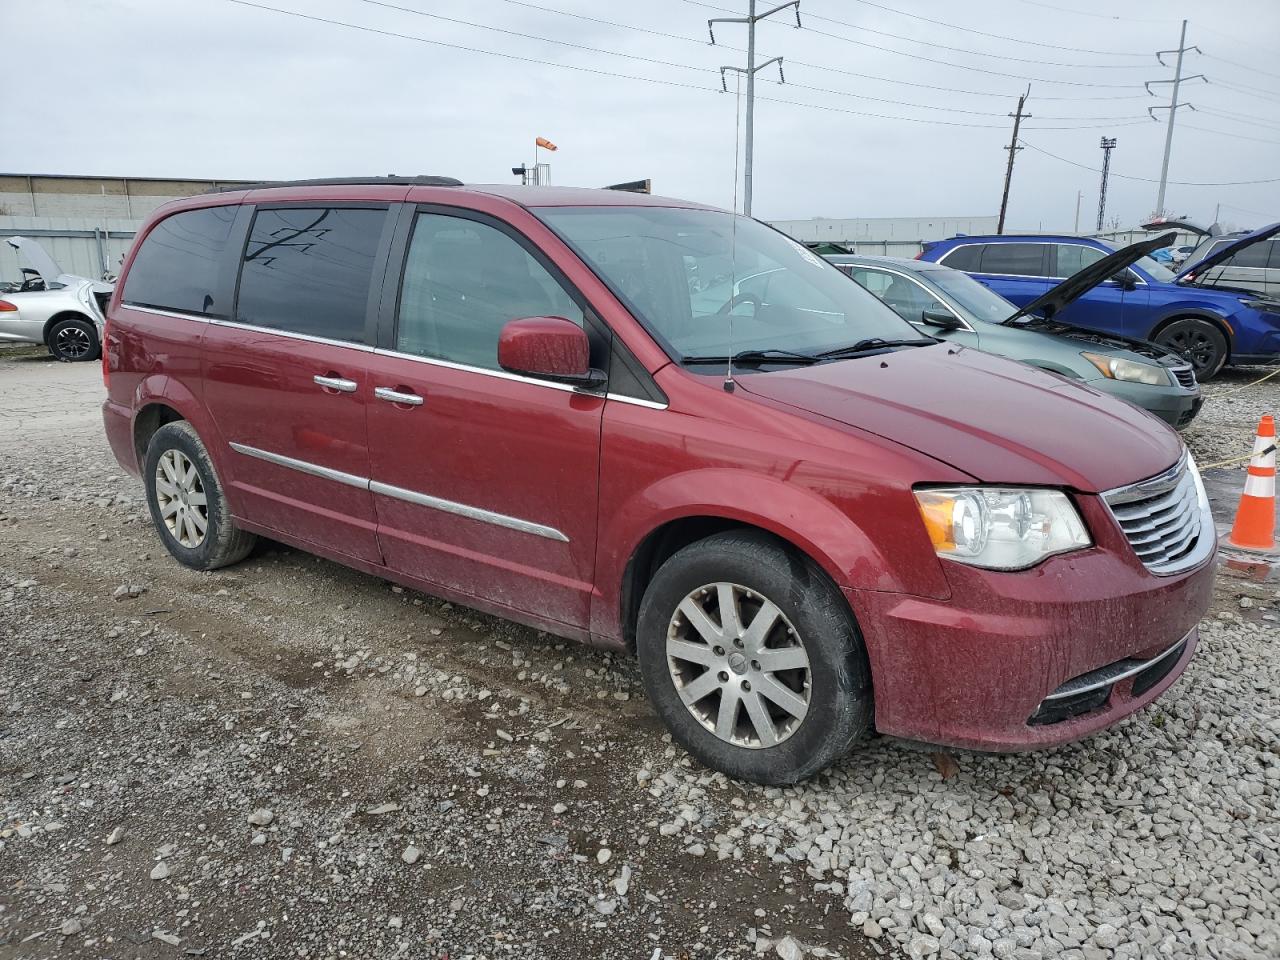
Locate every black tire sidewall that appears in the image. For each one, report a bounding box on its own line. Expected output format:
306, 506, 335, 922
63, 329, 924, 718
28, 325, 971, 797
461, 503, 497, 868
1156, 319, 1227, 380
637, 531, 872, 785
48, 317, 100, 362
143, 423, 237, 570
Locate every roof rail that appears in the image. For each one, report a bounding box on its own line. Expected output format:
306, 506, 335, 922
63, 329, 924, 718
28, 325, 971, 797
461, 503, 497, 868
211, 175, 463, 193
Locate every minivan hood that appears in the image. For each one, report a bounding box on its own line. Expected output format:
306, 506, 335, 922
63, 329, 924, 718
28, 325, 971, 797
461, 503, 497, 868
1006, 231, 1177, 323
737, 344, 1182, 492
1174, 221, 1280, 283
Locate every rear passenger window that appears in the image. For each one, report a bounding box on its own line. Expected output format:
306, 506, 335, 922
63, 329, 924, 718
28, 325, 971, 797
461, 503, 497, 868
1224, 240, 1273, 269
396, 213, 585, 371
979, 243, 1045, 277
236, 206, 385, 343
122, 206, 237, 316
1053, 244, 1108, 277
939, 245, 982, 271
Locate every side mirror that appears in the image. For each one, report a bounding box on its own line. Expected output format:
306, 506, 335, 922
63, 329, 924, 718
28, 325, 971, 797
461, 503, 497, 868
921, 308, 962, 330
1110, 272, 1137, 290
498, 316, 604, 387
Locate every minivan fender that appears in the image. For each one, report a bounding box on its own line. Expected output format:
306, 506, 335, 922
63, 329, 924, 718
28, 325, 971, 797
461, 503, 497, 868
592, 467, 952, 641
130, 374, 230, 476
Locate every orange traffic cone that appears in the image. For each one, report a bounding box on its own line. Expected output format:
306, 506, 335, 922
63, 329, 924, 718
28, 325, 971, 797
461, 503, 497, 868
1227, 414, 1277, 551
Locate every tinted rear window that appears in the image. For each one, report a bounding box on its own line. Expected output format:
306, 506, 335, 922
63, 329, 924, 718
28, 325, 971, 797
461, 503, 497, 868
122, 206, 238, 316
979, 243, 1045, 276
939, 244, 982, 271
235, 206, 385, 343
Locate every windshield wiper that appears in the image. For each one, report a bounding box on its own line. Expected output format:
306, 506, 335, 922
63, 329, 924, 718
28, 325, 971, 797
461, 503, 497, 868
682, 348, 819, 366
816, 337, 937, 359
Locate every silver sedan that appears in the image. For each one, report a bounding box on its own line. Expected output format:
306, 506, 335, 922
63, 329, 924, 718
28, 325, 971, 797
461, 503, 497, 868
0, 237, 112, 362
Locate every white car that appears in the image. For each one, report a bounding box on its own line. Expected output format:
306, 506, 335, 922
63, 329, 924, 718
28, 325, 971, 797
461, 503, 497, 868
0, 237, 113, 361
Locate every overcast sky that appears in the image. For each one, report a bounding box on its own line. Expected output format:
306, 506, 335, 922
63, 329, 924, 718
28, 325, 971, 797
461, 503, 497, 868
9, 0, 1280, 231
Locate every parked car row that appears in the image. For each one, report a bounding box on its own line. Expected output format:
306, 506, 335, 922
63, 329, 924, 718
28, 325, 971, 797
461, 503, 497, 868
824, 234, 1203, 429
0, 236, 113, 361
99, 178, 1215, 785
917, 225, 1280, 380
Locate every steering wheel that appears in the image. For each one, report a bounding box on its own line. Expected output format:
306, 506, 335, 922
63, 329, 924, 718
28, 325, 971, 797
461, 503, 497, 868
716, 291, 761, 316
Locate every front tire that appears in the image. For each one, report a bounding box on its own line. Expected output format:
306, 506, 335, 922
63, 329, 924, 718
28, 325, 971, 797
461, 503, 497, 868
1153, 318, 1227, 380
636, 530, 872, 785
144, 421, 257, 570
47, 316, 100, 362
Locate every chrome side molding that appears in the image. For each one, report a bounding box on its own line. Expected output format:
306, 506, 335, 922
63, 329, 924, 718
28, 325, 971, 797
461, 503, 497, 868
227, 442, 569, 542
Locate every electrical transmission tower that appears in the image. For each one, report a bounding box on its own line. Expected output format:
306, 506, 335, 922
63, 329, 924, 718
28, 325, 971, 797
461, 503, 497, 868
1097, 137, 1117, 233
708, 1, 801, 217
1146, 19, 1205, 217
997, 86, 1031, 235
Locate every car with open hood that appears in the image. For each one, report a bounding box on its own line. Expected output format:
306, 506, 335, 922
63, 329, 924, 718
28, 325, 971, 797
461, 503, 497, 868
103, 179, 1214, 785
918, 225, 1280, 379
1178, 223, 1280, 297
826, 232, 1201, 429
0, 236, 113, 361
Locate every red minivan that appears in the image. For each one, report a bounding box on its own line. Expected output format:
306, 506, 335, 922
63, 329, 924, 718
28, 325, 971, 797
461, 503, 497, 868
102, 177, 1215, 785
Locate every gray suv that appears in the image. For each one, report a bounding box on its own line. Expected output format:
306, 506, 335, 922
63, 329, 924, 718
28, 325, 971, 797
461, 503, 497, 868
1182, 230, 1279, 296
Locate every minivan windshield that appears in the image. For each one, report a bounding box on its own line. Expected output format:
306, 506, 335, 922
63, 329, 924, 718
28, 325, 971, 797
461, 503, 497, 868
539, 206, 922, 363
923, 266, 1016, 323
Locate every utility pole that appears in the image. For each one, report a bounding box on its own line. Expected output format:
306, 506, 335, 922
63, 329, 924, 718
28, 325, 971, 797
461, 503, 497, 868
1097, 137, 1117, 233
708, 1, 801, 217
1146, 20, 1204, 217
1074, 190, 1082, 233
996, 86, 1031, 235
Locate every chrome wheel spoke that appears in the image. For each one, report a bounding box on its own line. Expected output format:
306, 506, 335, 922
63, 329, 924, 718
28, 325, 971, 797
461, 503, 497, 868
755, 674, 808, 721
160, 499, 180, 519
742, 690, 780, 747
156, 478, 179, 498
186, 490, 207, 507
714, 687, 741, 740
716, 583, 742, 637
667, 639, 717, 667
740, 599, 781, 653
678, 597, 724, 644
189, 509, 208, 534
756, 645, 808, 673
677, 668, 722, 706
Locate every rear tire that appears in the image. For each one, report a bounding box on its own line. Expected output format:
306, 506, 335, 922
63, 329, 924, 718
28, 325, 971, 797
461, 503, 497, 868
1153, 318, 1227, 381
636, 530, 872, 785
144, 421, 256, 570
47, 316, 100, 362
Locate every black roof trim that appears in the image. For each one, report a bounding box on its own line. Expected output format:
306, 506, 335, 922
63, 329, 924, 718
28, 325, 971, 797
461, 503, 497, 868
212, 175, 463, 193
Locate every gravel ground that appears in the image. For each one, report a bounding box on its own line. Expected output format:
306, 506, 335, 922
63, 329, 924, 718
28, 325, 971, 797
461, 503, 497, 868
2, 348, 1278, 960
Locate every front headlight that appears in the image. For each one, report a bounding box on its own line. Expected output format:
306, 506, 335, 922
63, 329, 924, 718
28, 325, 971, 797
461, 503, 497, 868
914, 487, 1091, 570
1081, 352, 1170, 386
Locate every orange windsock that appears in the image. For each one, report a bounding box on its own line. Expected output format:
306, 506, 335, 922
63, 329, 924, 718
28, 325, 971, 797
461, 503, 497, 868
535, 137, 558, 151
1227, 414, 1277, 551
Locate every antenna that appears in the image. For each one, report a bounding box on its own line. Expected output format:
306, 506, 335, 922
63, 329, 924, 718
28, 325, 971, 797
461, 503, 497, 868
725, 68, 744, 394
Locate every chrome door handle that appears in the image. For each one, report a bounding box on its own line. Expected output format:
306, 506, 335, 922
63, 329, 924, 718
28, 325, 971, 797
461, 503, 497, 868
375, 386, 424, 406
314, 375, 357, 393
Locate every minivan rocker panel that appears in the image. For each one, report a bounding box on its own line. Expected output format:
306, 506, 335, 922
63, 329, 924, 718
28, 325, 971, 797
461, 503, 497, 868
102, 181, 1214, 784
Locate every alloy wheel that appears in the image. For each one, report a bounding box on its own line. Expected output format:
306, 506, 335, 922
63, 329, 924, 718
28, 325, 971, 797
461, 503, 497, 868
665, 582, 811, 749
55, 325, 92, 360
1164, 328, 1215, 372
155, 449, 209, 548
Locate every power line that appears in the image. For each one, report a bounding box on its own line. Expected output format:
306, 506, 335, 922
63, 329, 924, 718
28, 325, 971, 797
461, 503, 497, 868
767, 5, 1152, 69
1198, 107, 1280, 132
680, 0, 1149, 89
1018, 138, 1280, 186
1202, 52, 1280, 86
488, 0, 1152, 101
216, 0, 1153, 132
831, 0, 1147, 57
1210, 77, 1280, 103
1178, 123, 1280, 148
1015, 0, 1171, 24
352, 0, 1146, 121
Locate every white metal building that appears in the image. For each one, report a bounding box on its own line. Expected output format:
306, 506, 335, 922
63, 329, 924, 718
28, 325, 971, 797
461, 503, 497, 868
0, 174, 252, 280
769, 215, 1000, 256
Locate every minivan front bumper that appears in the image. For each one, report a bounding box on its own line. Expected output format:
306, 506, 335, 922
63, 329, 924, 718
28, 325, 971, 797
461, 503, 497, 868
846, 493, 1215, 752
